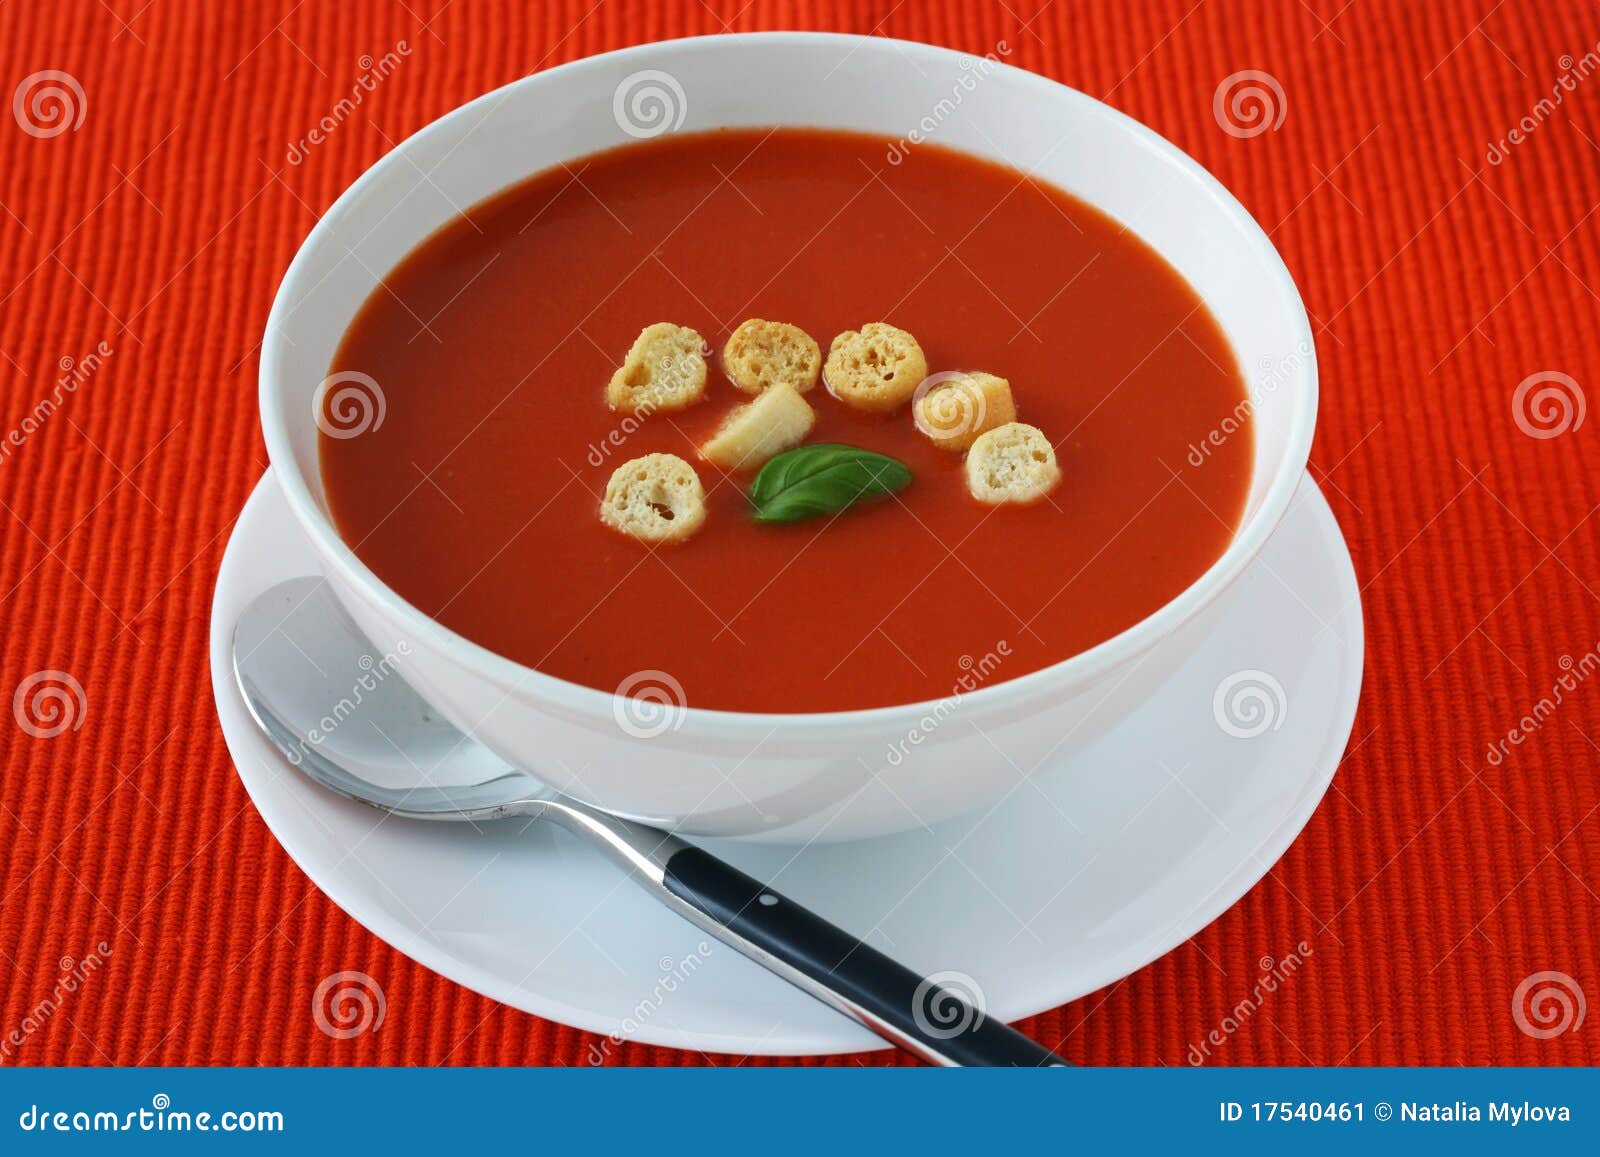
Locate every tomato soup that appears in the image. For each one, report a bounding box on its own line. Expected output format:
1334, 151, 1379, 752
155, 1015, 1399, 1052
320, 128, 1253, 713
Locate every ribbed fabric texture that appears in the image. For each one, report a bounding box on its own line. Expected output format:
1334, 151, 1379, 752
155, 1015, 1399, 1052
0, 1, 1596, 1065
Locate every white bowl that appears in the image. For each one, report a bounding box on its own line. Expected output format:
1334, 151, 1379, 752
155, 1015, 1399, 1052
259, 32, 1317, 843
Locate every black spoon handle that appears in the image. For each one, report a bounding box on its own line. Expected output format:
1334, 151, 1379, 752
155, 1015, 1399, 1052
661, 845, 1066, 1067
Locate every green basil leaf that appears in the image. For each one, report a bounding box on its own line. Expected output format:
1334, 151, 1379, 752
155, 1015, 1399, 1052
748, 443, 912, 523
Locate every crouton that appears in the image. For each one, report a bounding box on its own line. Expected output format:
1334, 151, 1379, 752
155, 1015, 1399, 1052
723, 319, 821, 395
700, 382, 816, 470
605, 323, 708, 415
600, 453, 707, 543
912, 371, 1017, 451
823, 323, 928, 412
964, 422, 1061, 504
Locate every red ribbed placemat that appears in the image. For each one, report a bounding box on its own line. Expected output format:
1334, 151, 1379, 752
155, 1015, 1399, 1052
1, 1, 1596, 1066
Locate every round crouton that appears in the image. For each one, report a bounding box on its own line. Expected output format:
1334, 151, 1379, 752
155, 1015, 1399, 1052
700, 382, 816, 471
964, 422, 1061, 505
823, 323, 928, 412
600, 453, 707, 543
722, 319, 821, 395
605, 323, 708, 415
912, 371, 1017, 452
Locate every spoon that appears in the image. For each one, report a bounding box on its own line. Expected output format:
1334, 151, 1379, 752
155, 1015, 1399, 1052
232, 577, 1064, 1066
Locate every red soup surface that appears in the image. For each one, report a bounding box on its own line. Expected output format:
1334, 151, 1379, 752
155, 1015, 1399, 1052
321, 128, 1253, 714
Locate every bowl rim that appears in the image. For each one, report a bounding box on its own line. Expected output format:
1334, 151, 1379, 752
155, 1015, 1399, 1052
259, 30, 1319, 735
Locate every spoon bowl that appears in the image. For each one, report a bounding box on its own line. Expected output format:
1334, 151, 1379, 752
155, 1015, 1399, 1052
233, 577, 547, 818
230, 576, 1065, 1067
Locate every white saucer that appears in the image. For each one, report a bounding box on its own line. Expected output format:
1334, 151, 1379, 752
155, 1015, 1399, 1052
209, 471, 1363, 1056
